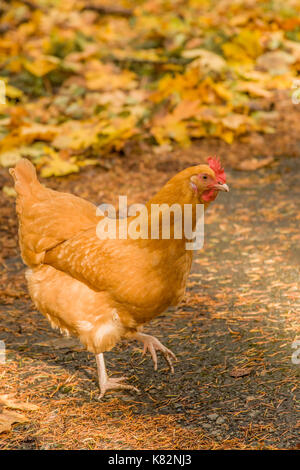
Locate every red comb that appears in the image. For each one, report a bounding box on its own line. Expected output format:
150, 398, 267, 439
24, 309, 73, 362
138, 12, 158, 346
207, 156, 226, 183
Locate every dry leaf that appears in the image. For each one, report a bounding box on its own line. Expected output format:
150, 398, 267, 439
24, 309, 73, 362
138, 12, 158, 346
222, 30, 262, 64
236, 82, 272, 99
222, 114, 252, 131
2, 185, 17, 197
0, 394, 39, 411
36, 337, 84, 350
0, 149, 23, 167
235, 157, 274, 171
256, 51, 295, 74
0, 410, 28, 434
23, 56, 59, 77
184, 49, 227, 73
230, 367, 253, 378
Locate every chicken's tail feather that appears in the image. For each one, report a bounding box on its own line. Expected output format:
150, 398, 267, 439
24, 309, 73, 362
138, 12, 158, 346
9, 158, 39, 196
9, 158, 45, 266
9, 158, 99, 268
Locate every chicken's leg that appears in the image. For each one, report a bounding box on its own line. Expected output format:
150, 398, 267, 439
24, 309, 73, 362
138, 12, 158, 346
134, 332, 177, 373
96, 353, 139, 399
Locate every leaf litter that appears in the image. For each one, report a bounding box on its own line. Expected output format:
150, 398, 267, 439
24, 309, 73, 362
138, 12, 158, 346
1, 0, 300, 175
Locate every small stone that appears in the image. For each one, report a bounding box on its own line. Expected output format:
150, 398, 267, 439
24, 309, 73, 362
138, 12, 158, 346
216, 417, 225, 425
202, 423, 211, 429
249, 410, 260, 418
207, 413, 219, 420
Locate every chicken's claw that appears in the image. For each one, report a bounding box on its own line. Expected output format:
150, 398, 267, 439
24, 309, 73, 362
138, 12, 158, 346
99, 376, 139, 399
96, 353, 139, 399
139, 334, 177, 373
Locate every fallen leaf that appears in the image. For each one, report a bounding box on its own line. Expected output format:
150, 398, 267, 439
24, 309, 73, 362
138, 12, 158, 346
256, 51, 295, 74
230, 367, 253, 378
5, 84, 23, 99
235, 156, 274, 171
222, 30, 262, 64
236, 81, 272, 99
222, 114, 252, 131
0, 410, 28, 434
0, 394, 39, 411
284, 40, 300, 61
40, 153, 79, 178
0, 149, 22, 167
35, 337, 84, 350
23, 56, 59, 77
184, 49, 227, 73
2, 185, 17, 197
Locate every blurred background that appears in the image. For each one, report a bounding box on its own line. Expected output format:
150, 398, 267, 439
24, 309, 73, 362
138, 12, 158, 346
0, 0, 300, 177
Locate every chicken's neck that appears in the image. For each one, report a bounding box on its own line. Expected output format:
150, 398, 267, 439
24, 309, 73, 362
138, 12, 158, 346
144, 180, 210, 245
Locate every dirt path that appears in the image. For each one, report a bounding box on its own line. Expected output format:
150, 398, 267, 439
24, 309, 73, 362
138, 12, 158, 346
0, 152, 299, 450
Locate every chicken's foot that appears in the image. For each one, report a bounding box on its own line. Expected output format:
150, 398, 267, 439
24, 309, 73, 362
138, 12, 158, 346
134, 332, 177, 373
96, 353, 139, 399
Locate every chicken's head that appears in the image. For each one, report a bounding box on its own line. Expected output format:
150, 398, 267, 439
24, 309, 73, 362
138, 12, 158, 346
190, 156, 229, 203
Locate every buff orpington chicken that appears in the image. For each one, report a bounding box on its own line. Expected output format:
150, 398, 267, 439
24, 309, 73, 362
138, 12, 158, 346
10, 157, 229, 398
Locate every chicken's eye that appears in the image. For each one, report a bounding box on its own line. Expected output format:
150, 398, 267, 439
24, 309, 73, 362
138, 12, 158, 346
202, 175, 208, 180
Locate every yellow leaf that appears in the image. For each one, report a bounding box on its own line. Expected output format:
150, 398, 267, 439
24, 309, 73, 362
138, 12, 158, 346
222, 42, 251, 64
222, 30, 262, 64
84, 61, 137, 91
211, 83, 233, 102
77, 159, 99, 168
23, 57, 59, 77
219, 130, 234, 144
19, 124, 58, 142
151, 121, 190, 146
41, 154, 79, 178
52, 120, 105, 150
5, 85, 23, 99
172, 99, 202, 121
2, 186, 17, 197
0, 149, 22, 167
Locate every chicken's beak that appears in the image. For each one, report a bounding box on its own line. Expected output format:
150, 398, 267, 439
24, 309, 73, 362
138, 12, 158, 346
214, 183, 229, 192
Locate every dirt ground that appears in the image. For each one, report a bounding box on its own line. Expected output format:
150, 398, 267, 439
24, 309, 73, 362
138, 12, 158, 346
0, 123, 300, 449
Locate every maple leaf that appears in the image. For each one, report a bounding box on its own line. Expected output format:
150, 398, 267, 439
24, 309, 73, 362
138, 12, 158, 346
40, 149, 80, 178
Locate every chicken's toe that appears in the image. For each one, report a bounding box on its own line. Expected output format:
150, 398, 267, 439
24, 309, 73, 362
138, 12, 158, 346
96, 353, 139, 399
99, 376, 140, 399
135, 333, 177, 373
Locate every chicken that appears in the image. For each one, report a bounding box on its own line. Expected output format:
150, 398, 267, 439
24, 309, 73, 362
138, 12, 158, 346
10, 157, 229, 398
